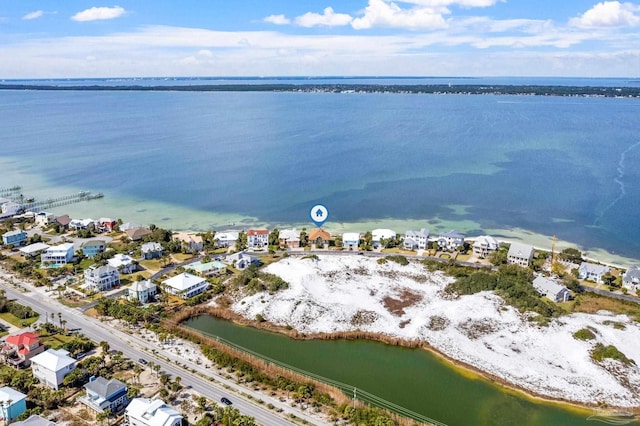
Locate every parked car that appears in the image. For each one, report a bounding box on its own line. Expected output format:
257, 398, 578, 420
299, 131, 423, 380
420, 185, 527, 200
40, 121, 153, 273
220, 397, 232, 405
138, 358, 147, 365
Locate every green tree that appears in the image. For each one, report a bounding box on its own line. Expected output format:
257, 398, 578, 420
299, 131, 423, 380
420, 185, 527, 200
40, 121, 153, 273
268, 228, 279, 246
237, 231, 247, 251
299, 228, 308, 248
559, 248, 582, 263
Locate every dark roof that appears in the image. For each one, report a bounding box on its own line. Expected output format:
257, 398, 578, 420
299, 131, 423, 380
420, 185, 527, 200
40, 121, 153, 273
55, 215, 71, 226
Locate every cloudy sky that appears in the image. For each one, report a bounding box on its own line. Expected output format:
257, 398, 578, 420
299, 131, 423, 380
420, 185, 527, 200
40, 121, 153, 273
0, 0, 639, 78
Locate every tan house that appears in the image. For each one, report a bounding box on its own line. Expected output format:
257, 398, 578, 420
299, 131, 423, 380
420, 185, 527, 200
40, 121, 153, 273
173, 232, 204, 253
308, 228, 331, 248
125, 228, 152, 242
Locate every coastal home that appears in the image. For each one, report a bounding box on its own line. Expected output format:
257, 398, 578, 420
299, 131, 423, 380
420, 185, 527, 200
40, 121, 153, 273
403, 229, 429, 251
186, 260, 227, 277
54, 215, 71, 230
98, 218, 117, 233
437, 230, 465, 252
278, 229, 300, 249
119, 222, 141, 232
12, 415, 57, 426
246, 229, 269, 249
532, 276, 571, 302
30, 349, 76, 390
127, 280, 157, 304
372, 229, 396, 249
81, 240, 106, 258
0, 387, 27, 422
162, 272, 209, 299
2, 230, 27, 247
80, 377, 129, 413
173, 232, 204, 253
342, 233, 360, 250
623, 266, 640, 292
578, 262, 610, 283
108, 253, 137, 274
35, 212, 56, 228
125, 398, 183, 426
215, 231, 239, 248
84, 265, 120, 292
0, 202, 21, 219
19, 242, 51, 259
69, 218, 96, 230
225, 251, 260, 270
308, 228, 331, 248
141, 242, 163, 259
126, 227, 152, 242
40, 243, 75, 266
1, 332, 45, 367
473, 235, 499, 258
507, 243, 534, 267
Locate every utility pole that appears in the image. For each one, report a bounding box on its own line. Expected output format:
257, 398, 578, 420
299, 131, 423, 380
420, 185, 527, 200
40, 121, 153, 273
353, 387, 357, 409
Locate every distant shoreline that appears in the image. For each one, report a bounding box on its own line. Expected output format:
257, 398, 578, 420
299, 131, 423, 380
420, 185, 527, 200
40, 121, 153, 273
2, 83, 640, 98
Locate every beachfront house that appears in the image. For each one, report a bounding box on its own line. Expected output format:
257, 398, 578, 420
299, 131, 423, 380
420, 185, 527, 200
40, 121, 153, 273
125, 398, 183, 426
80, 377, 129, 414
141, 242, 163, 259
225, 252, 260, 270
342, 233, 360, 250
125, 227, 152, 242
0, 202, 21, 219
108, 253, 137, 274
172, 232, 204, 253
532, 276, 571, 302
438, 230, 465, 252
19, 243, 50, 259
31, 349, 76, 390
162, 272, 209, 299
119, 222, 141, 232
81, 240, 106, 258
215, 231, 239, 248
35, 212, 56, 228
623, 266, 640, 292
98, 218, 117, 233
186, 260, 227, 277
11, 415, 57, 426
54, 215, 71, 230
247, 229, 269, 249
69, 218, 96, 230
84, 265, 120, 292
473, 235, 499, 258
372, 229, 396, 249
578, 262, 610, 283
2, 230, 27, 247
127, 280, 157, 304
1, 332, 45, 367
40, 243, 75, 266
308, 228, 331, 248
278, 229, 300, 249
403, 229, 429, 251
507, 243, 534, 267
0, 387, 27, 422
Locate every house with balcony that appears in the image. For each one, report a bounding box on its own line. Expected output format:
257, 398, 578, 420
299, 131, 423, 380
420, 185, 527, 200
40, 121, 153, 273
84, 265, 120, 292
79, 377, 129, 414
125, 227, 152, 241
308, 228, 331, 248
372, 229, 396, 249
215, 231, 239, 248
125, 398, 182, 426
35, 212, 56, 228
186, 260, 227, 277
403, 229, 429, 251
19, 243, 50, 259
162, 273, 209, 299
173, 232, 204, 253
40, 243, 75, 266
473, 235, 499, 258
108, 254, 137, 274
247, 229, 269, 249
141, 242, 163, 259
81, 240, 106, 258
1, 332, 45, 367
532, 276, 571, 302
278, 229, 300, 249
98, 218, 117, 233
225, 252, 260, 270
578, 262, 610, 283
507, 243, 534, 267
342, 233, 360, 250
623, 266, 640, 292
437, 230, 465, 252
0, 387, 27, 422
69, 218, 96, 230
127, 280, 157, 304
31, 349, 76, 390
2, 230, 27, 247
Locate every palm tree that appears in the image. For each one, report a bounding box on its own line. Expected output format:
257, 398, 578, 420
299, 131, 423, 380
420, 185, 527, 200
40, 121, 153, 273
57, 312, 62, 329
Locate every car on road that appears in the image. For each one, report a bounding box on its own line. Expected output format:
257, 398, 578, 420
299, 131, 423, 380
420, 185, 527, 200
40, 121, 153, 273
220, 397, 232, 405
138, 358, 147, 365
76, 352, 86, 359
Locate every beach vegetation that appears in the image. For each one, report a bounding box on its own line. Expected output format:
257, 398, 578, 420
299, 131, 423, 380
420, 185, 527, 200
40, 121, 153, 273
570, 292, 640, 321
559, 248, 582, 263
237, 231, 248, 251
385, 255, 408, 266
299, 228, 308, 247
488, 249, 507, 266
362, 231, 373, 251
590, 343, 635, 365
234, 265, 289, 294
268, 228, 279, 246
573, 328, 596, 341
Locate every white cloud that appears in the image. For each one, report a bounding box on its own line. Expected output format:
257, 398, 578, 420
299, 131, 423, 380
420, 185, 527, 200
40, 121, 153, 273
23, 10, 44, 20
391, 0, 501, 6
351, 0, 448, 30
294, 7, 353, 27
570, 1, 640, 27
71, 6, 127, 22
263, 14, 291, 25
197, 49, 213, 57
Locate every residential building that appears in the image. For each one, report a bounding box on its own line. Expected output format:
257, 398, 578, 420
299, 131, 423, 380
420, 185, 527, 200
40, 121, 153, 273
308, 228, 331, 248
403, 229, 429, 251
186, 260, 227, 277
623, 266, 640, 292
69, 218, 96, 230
215, 231, 238, 248
119, 222, 141, 232
80, 377, 129, 413
246, 229, 269, 249
162, 273, 209, 299
40, 243, 75, 266
11, 415, 57, 426
19, 243, 50, 259
81, 240, 106, 258
0, 387, 27, 422
1, 332, 45, 367
54, 215, 71, 230
578, 262, 610, 283
473, 235, 499, 258
225, 252, 260, 270
125, 398, 182, 426
98, 218, 117, 232
371, 229, 396, 249
0, 202, 21, 218
2, 230, 27, 246
507, 242, 535, 267
125, 228, 152, 242
84, 265, 120, 292
141, 242, 163, 259
532, 276, 571, 302
173, 232, 204, 253
128, 280, 157, 303
278, 229, 300, 249
342, 233, 360, 250
437, 230, 465, 252
108, 254, 137, 274
34, 212, 56, 228
30, 349, 76, 390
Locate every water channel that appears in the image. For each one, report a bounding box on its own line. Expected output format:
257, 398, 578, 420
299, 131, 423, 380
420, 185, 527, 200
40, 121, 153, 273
187, 315, 634, 426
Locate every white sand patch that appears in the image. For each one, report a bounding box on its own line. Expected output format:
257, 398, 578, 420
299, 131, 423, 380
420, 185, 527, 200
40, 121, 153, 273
231, 255, 640, 407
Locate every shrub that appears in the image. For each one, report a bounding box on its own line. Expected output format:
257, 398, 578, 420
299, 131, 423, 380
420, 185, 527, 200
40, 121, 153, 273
385, 255, 408, 266
573, 328, 596, 341
591, 343, 635, 365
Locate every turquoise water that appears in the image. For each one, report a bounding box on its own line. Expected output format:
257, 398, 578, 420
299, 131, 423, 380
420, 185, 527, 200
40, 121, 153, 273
1, 87, 639, 258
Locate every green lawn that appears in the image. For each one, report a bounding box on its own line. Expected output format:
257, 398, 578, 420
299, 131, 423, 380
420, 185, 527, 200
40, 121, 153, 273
140, 259, 164, 271
381, 248, 416, 255
40, 333, 74, 349
0, 312, 39, 327
171, 253, 195, 262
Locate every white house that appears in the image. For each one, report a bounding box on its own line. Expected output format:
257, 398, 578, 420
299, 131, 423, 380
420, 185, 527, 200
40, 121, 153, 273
473, 235, 499, 258
215, 231, 239, 248
84, 265, 120, 292
162, 272, 209, 299
623, 266, 640, 292
141, 242, 163, 259
507, 242, 534, 267
371, 229, 396, 249
19, 243, 51, 259
532, 276, 571, 302
246, 229, 269, 249
69, 218, 96, 230
108, 253, 137, 274
40, 243, 75, 266
225, 252, 260, 270
172, 232, 204, 253
342, 233, 360, 250
438, 230, 465, 252
128, 280, 157, 303
578, 262, 610, 283
0, 201, 21, 218
403, 229, 429, 251
0, 387, 27, 422
278, 229, 300, 249
31, 349, 76, 390
119, 222, 141, 232
35, 212, 56, 228
125, 398, 182, 426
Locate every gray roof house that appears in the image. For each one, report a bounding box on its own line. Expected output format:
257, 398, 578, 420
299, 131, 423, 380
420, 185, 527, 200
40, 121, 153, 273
128, 280, 157, 304
507, 243, 534, 267
578, 262, 610, 283
225, 251, 260, 270
79, 377, 129, 413
11, 415, 57, 426
623, 266, 640, 292
141, 242, 163, 259
403, 229, 429, 251
532, 276, 571, 302
437, 230, 464, 252
473, 235, 499, 258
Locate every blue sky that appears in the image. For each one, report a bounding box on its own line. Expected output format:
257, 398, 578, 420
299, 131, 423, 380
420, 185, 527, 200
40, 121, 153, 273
0, 1, 639, 78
